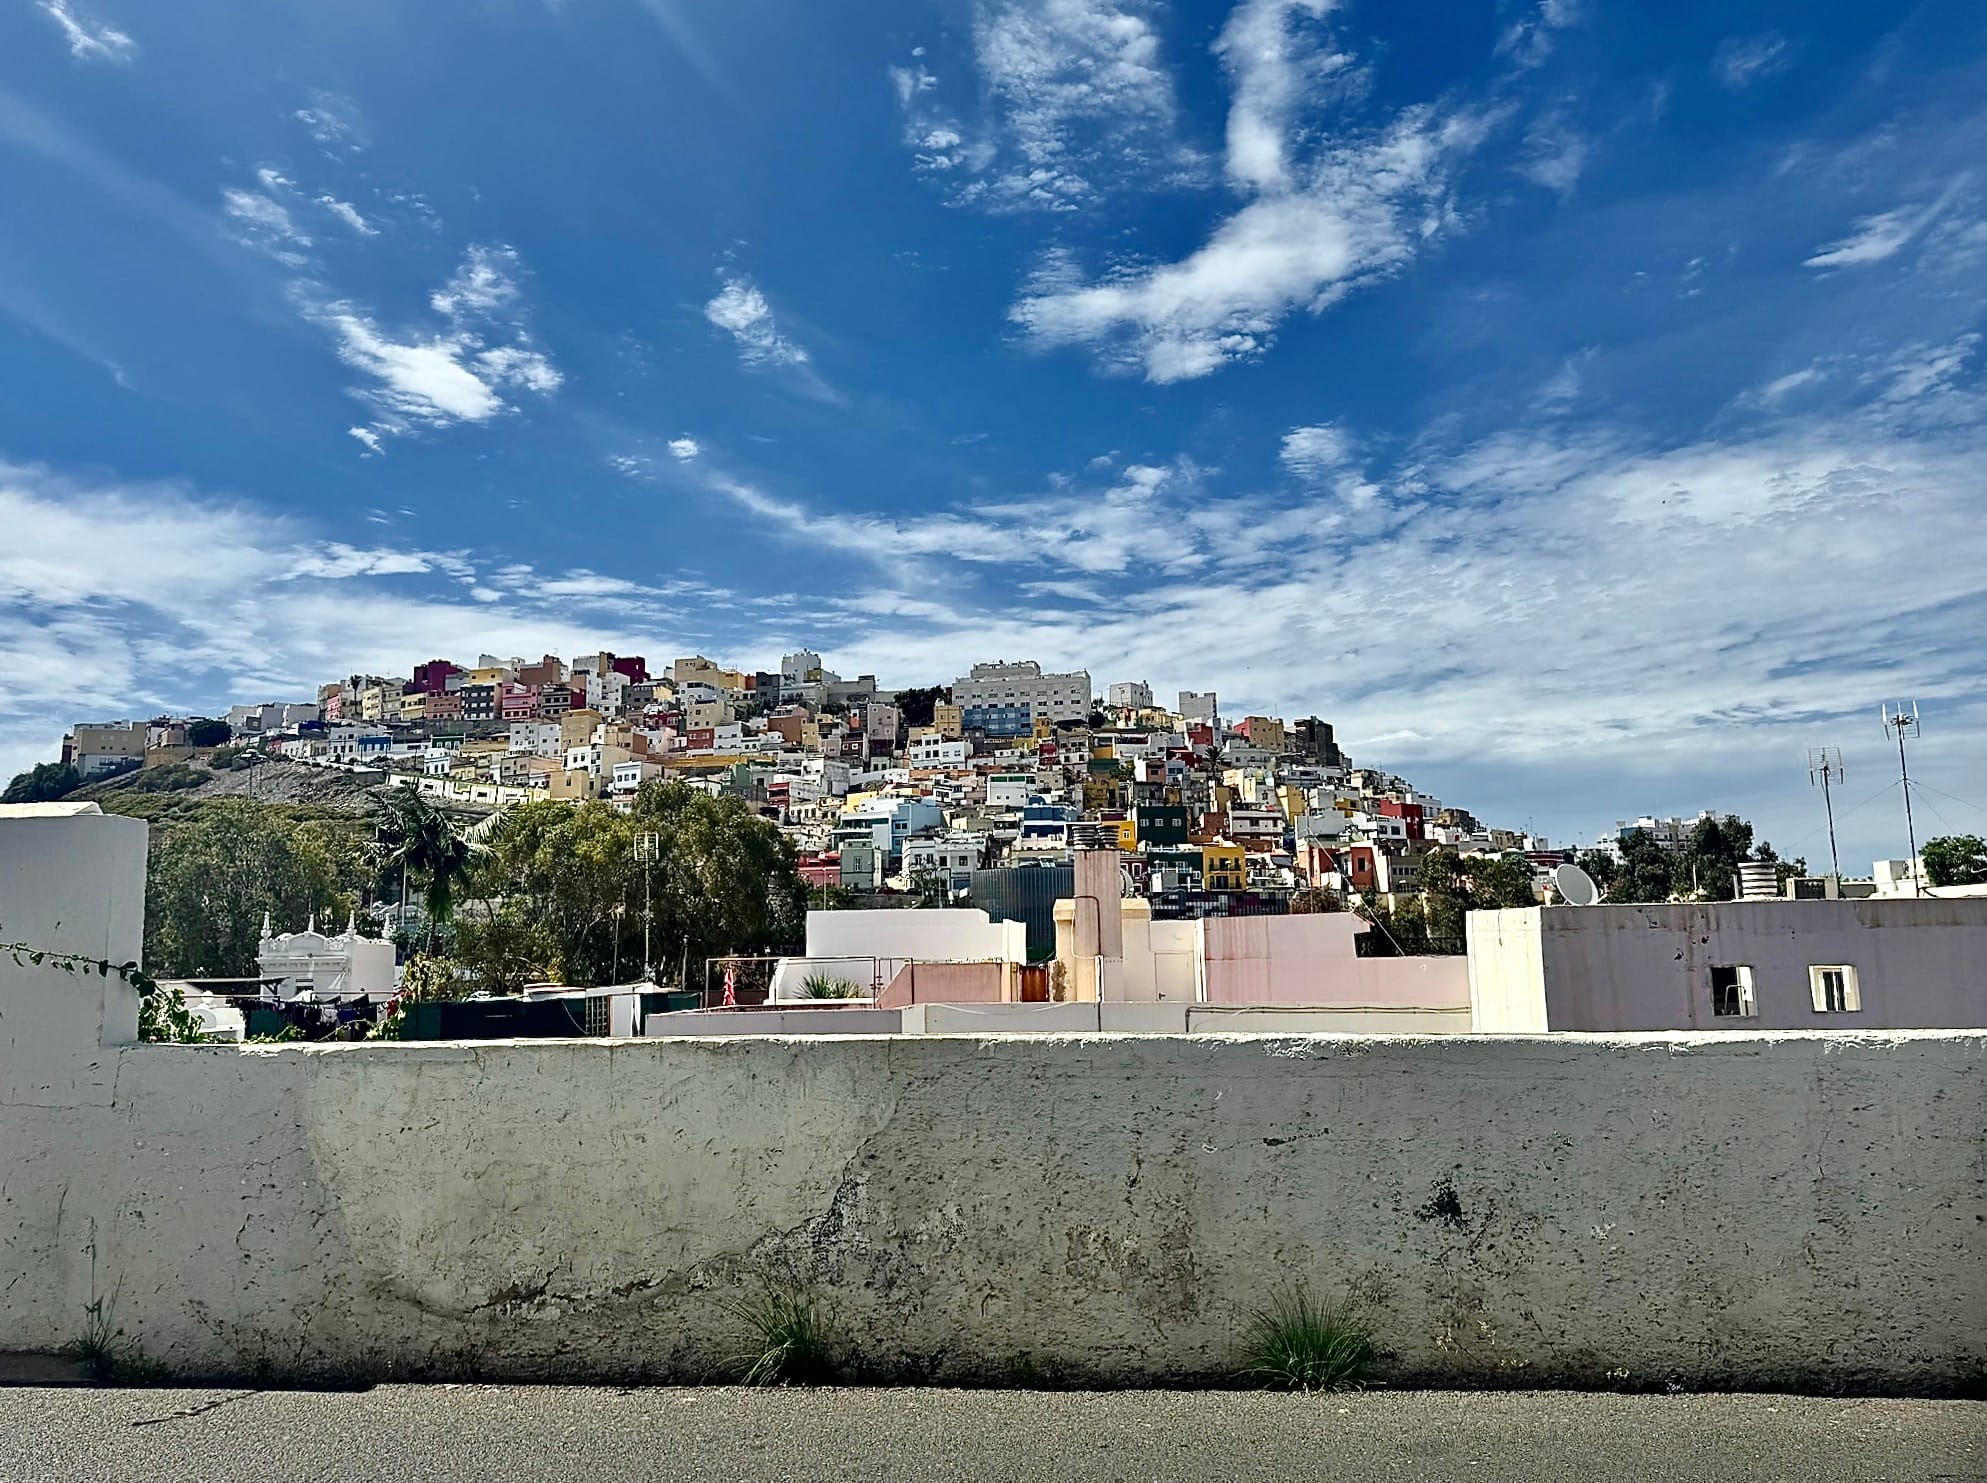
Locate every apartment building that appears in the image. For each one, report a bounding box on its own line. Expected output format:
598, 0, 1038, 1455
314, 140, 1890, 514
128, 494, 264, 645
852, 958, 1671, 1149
952, 661, 1092, 726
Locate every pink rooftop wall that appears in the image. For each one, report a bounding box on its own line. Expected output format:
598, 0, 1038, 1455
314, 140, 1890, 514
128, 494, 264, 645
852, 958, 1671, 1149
1199, 914, 1470, 1008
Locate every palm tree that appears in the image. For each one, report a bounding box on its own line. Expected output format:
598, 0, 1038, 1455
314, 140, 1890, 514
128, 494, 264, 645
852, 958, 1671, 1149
376, 785, 479, 953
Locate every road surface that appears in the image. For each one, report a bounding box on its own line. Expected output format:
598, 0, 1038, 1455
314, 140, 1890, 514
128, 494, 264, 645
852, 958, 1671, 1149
0, 1385, 1979, 1481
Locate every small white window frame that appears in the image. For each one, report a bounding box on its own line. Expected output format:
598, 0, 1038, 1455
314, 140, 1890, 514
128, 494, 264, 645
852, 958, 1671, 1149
1809, 964, 1861, 1014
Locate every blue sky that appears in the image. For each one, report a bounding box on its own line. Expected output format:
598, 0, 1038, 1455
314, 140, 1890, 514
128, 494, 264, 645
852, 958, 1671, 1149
4, 0, 1986, 866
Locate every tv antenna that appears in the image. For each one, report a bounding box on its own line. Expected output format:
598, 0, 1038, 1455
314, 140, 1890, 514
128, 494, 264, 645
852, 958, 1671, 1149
1880, 703, 1921, 896
1806, 747, 1844, 881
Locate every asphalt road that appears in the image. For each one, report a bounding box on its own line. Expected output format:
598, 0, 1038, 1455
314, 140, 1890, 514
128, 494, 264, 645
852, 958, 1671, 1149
0, 1386, 1980, 1483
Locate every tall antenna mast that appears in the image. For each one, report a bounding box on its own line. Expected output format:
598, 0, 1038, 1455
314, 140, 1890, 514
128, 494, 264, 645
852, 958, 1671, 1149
1880, 703, 1921, 895
1807, 747, 1844, 881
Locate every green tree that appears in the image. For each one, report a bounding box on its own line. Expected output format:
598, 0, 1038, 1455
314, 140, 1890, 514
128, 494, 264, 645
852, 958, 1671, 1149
453, 898, 554, 995
1466, 854, 1539, 909
485, 783, 808, 987
1414, 848, 1471, 948
1606, 830, 1675, 903
1921, 835, 1987, 888
185, 718, 232, 748
1574, 849, 1620, 893
1672, 814, 1754, 900
2, 762, 83, 804
1289, 884, 1343, 914
1353, 896, 1429, 957
145, 801, 354, 976
891, 686, 949, 731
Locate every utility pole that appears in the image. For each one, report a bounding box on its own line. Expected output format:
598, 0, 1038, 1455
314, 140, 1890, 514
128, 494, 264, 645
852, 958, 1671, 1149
1881, 703, 1922, 895
635, 831, 661, 983
1807, 747, 1844, 882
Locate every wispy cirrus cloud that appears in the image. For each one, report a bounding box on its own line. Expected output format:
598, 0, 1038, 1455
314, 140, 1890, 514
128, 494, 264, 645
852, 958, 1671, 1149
318, 195, 378, 236
294, 91, 365, 152
37, 0, 135, 63
221, 186, 313, 266
704, 273, 811, 369
1803, 178, 1967, 268
891, 0, 1196, 211
1494, 0, 1582, 72
1713, 34, 1791, 90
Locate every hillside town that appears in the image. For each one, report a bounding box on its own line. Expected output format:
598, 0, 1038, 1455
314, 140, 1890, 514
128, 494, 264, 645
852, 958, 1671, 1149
57, 649, 1571, 915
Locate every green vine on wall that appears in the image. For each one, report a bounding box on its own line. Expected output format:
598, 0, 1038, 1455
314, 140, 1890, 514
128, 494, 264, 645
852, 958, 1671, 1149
1, 920, 204, 1043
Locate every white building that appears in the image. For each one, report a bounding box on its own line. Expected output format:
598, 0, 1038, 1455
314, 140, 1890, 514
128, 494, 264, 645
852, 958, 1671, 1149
257, 912, 397, 1001
1177, 691, 1217, 724
1108, 681, 1154, 710
509, 721, 565, 757
952, 661, 1092, 725
901, 834, 984, 891
907, 736, 970, 768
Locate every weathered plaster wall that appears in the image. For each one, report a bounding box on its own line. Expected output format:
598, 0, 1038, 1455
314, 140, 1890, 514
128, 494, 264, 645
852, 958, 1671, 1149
4, 1029, 1983, 1390
4, 814, 1983, 1391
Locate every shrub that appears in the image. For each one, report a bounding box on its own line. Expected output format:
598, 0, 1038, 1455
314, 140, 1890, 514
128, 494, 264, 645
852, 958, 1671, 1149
796, 971, 862, 999
724, 1285, 839, 1386
1239, 1288, 1376, 1392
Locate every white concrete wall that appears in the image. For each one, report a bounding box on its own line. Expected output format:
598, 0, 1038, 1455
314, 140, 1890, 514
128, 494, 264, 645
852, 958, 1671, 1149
3, 813, 1984, 1391
803, 908, 1028, 969
1470, 902, 1987, 1032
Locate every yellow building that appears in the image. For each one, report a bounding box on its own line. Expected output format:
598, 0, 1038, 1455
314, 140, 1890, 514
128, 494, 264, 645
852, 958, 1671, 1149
467, 665, 510, 687
932, 704, 964, 740
1202, 838, 1246, 892
1112, 817, 1138, 851
671, 657, 750, 693
1240, 716, 1287, 753
358, 685, 400, 722
1276, 784, 1308, 822
561, 707, 604, 747
397, 691, 428, 722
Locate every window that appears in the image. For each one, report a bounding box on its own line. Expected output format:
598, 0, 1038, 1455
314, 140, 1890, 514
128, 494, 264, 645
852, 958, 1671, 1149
1710, 965, 1755, 1018
1809, 964, 1861, 1014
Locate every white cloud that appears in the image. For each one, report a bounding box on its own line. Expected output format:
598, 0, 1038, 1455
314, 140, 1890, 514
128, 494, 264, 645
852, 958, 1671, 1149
1012, 105, 1491, 381
348, 426, 384, 455
0, 462, 712, 783
1759, 366, 1825, 403
1518, 116, 1587, 196
1714, 34, 1790, 90
1495, 0, 1582, 71
1804, 181, 1964, 269
320, 312, 508, 424
256, 167, 295, 192
294, 92, 364, 151
221, 187, 312, 264
431, 244, 523, 318
318, 196, 379, 236
668, 437, 701, 460
704, 274, 809, 368
892, 0, 1193, 211
297, 246, 562, 437
1874, 334, 1979, 406
38, 0, 135, 63
1213, 0, 1351, 195
1279, 423, 1351, 479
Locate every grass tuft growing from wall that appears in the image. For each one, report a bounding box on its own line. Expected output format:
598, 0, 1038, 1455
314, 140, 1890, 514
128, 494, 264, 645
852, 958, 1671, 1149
1240, 1288, 1377, 1393
724, 1285, 840, 1386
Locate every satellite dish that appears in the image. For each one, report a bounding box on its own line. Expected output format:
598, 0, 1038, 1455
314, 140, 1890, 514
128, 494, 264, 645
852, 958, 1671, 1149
1552, 863, 1599, 907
